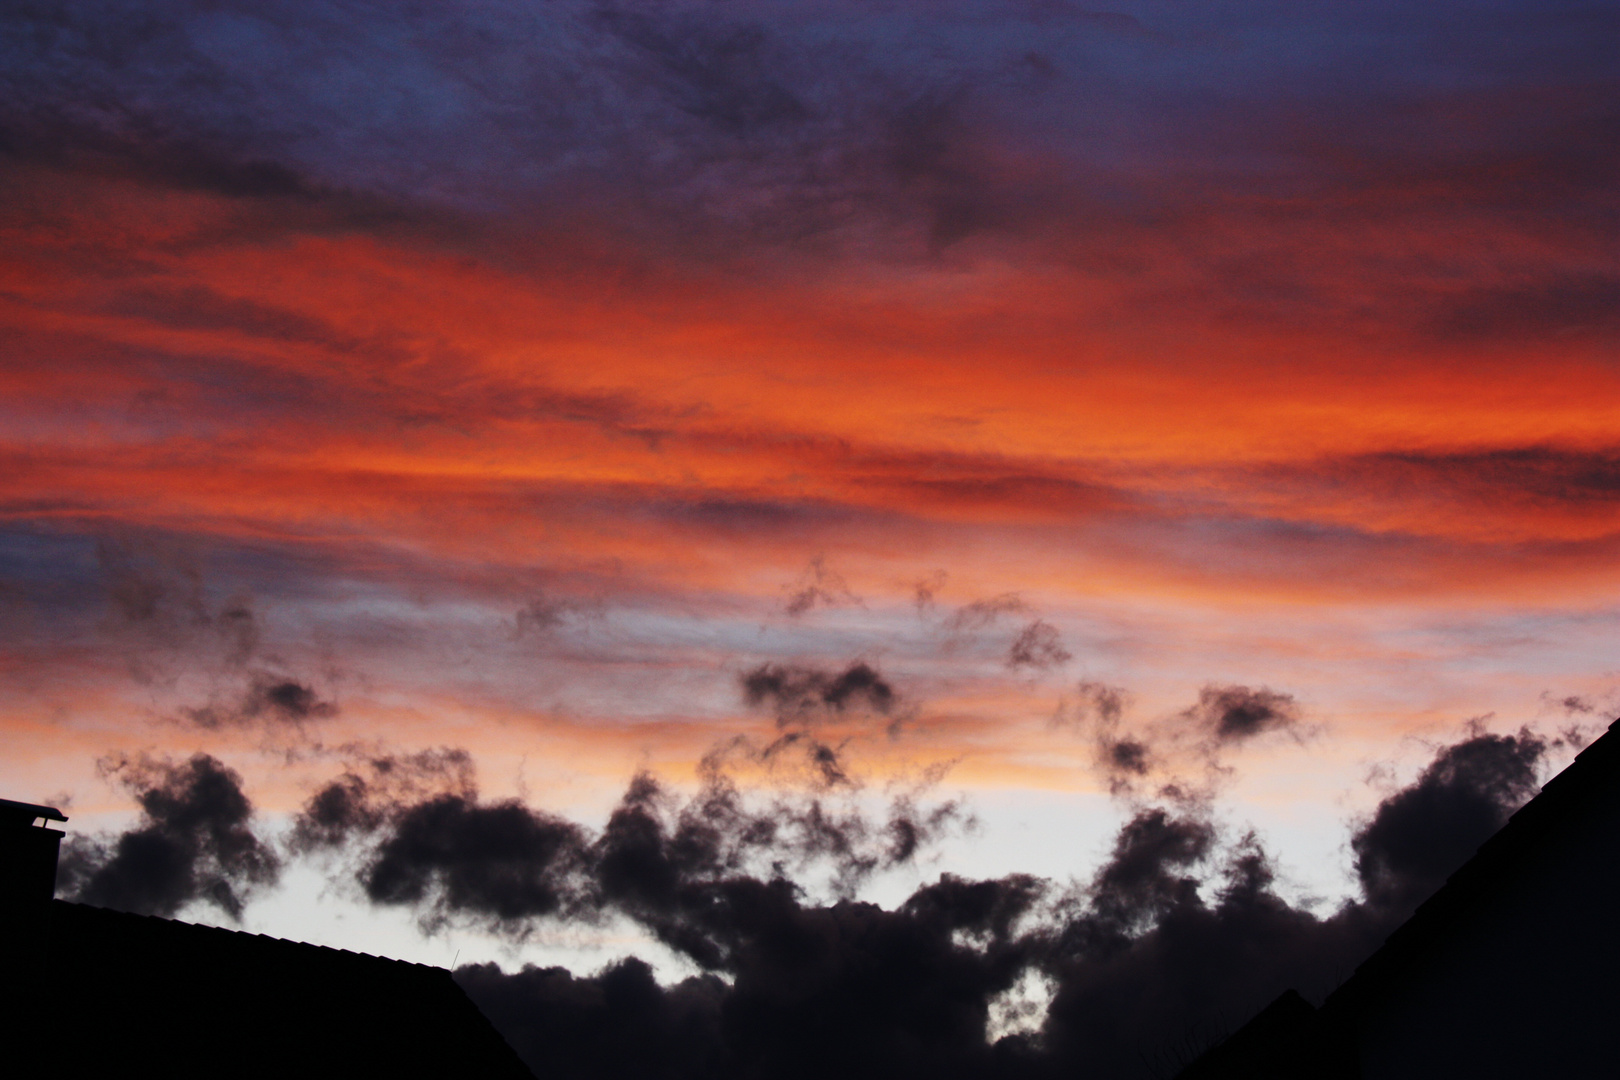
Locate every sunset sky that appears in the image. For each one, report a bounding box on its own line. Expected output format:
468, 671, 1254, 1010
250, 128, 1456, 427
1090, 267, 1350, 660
2, 0, 1616, 993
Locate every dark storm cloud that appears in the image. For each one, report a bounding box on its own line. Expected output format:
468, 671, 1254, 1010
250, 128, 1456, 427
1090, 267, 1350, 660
1186, 685, 1302, 743
1061, 681, 1303, 792
1103, 739, 1149, 776
584, 796, 1045, 1075
1351, 726, 1546, 914
455, 958, 728, 1080
1013, 728, 1551, 1075
361, 795, 592, 928
1055, 681, 1150, 790
459, 873, 1042, 1080
1035, 830, 1379, 1078
182, 672, 337, 728
293, 745, 963, 941
456, 798, 1348, 1080
1077, 807, 1216, 936
274, 722, 1564, 1079
288, 748, 477, 850
58, 753, 280, 918
593, 769, 966, 943
290, 749, 588, 931
740, 661, 898, 722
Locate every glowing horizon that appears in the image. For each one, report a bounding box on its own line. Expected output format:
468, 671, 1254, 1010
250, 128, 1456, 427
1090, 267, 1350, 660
1, 3, 1615, 996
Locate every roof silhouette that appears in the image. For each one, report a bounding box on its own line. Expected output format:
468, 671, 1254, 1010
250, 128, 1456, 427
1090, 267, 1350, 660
1178, 715, 1620, 1079
1, 802, 532, 1079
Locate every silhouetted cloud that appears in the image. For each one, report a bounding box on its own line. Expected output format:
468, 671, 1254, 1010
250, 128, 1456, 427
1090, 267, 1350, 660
293, 744, 963, 942
182, 673, 337, 728
1351, 727, 1546, 914
282, 723, 1564, 1078
1036, 825, 1376, 1078
459, 870, 1041, 1080
289, 748, 476, 850
1186, 685, 1302, 743
456, 958, 728, 1080
246, 677, 333, 721
740, 661, 898, 723
58, 753, 280, 918
290, 748, 588, 932
1007, 619, 1070, 670
1055, 681, 1153, 790
361, 794, 592, 930
1104, 739, 1149, 776
737, 660, 905, 787
1025, 723, 1552, 1074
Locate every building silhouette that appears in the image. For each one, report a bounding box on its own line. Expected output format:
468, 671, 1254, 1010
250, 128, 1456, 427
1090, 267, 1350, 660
1178, 717, 1620, 1078
0, 797, 532, 1079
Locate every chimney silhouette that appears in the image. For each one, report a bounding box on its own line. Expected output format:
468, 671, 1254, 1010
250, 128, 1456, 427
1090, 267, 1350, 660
1, 798, 67, 910
2, 798, 68, 1044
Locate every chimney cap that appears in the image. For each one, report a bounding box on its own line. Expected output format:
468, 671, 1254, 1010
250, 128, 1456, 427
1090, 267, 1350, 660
0, 798, 68, 826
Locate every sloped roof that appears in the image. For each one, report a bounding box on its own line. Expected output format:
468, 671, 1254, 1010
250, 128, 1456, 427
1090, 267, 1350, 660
33, 899, 533, 1079
1176, 716, 1620, 1079
1321, 715, 1620, 1016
